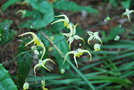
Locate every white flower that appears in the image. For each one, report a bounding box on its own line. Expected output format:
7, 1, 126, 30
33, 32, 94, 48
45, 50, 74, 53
64, 48, 92, 67
122, 9, 134, 22
34, 59, 55, 75
87, 31, 102, 44
19, 32, 46, 59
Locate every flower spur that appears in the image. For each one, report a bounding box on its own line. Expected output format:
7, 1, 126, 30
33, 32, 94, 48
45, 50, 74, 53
19, 32, 46, 59
64, 48, 92, 67
34, 59, 55, 75
51, 15, 73, 30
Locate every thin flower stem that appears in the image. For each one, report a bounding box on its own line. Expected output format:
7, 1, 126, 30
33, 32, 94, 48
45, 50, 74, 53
42, 32, 95, 90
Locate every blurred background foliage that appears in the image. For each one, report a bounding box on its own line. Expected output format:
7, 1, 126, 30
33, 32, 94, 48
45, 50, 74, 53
0, 0, 134, 90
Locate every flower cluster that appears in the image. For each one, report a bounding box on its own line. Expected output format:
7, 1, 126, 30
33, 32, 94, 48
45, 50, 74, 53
51, 15, 85, 49
19, 32, 55, 75
51, 15, 102, 67
18, 7, 134, 89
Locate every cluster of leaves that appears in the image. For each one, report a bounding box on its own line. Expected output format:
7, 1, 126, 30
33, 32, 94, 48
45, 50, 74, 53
0, 0, 134, 90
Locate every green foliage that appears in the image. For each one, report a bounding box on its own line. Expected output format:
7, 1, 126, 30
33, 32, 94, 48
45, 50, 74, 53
1, 0, 134, 89
103, 26, 125, 42
106, 0, 131, 8
54, 0, 99, 13
121, 0, 131, 9
20, 0, 54, 29
1, 0, 19, 11
0, 64, 17, 90
109, 0, 118, 7
0, 20, 17, 45
53, 34, 70, 71
17, 43, 33, 88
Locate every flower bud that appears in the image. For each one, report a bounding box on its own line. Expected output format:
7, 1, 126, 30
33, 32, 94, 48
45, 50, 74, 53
34, 50, 39, 55
23, 82, 29, 90
31, 46, 36, 50
41, 80, 48, 90
94, 43, 100, 52
41, 80, 46, 86
61, 68, 65, 74
114, 35, 120, 41
104, 16, 110, 23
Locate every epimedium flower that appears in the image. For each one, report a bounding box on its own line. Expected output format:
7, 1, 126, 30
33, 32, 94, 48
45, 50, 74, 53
51, 15, 73, 30
62, 23, 78, 36
63, 24, 85, 49
19, 32, 46, 59
64, 48, 92, 67
16, 10, 26, 19
122, 8, 134, 22
34, 59, 55, 75
66, 35, 85, 49
94, 43, 101, 52
87, 31, 102, 45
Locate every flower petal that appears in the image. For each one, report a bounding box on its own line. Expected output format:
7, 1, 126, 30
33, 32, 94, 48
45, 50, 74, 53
87, 36, 94, 44
73, 55, 78, 68
33, 64, 41, 75
73, 35, 85, 43
64, 51, 75, 63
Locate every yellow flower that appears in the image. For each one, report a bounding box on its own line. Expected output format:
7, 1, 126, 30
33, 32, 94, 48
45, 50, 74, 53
87, 31, 102, 44
64, 48, 92, 67
34, 59, 55, 75
62, 23, 77, 37
51, 15, 73, 30
19, 32, 46, 59
94, 43, 101, 52
122, 9, 134, 22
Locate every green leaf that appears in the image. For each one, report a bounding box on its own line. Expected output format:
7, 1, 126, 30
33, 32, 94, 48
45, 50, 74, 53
0, 20, 17, 45
49, 22, 65, 33
37, 29, 52, 46
19, 0, 54, 29
109, 0, 118, 7
54, 0, 99, 13
53, 34, 70, 72
17, 44, 33, 88
0, 64, 17, 90
121, 0, 131, 9
0, 19, 13, 29
1, 0, 19, 11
